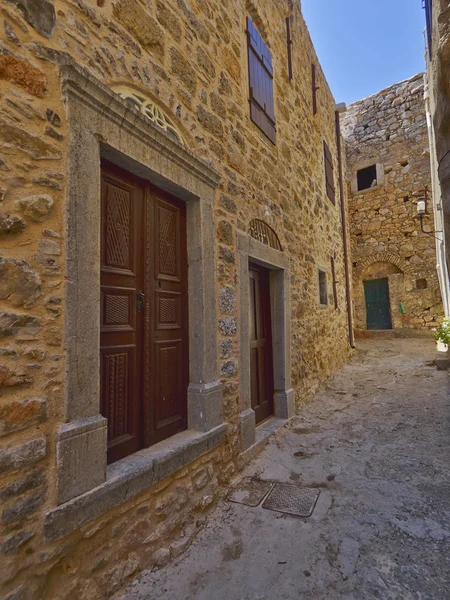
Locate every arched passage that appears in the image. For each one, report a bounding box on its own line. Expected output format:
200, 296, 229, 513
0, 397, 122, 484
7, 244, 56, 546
353, 254, 411, 332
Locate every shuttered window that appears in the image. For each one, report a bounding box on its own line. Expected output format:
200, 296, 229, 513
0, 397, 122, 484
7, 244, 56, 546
247, 17, 276, 144
324, 141, 335, 204
312, 63, 318, 115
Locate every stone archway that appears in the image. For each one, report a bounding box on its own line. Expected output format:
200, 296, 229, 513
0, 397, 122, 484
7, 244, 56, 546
353, 251, 410, 281
353, 253, 411, 331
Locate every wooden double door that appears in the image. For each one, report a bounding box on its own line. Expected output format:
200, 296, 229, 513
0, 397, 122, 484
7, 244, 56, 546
249, 264, 274, 424
100, 161, 188, 464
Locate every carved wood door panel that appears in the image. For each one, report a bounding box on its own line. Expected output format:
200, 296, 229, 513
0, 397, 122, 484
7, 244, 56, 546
249, 264, 274, 424
100, 162, 188, 464
100, 163, 144, 463
144, 189, 188, 446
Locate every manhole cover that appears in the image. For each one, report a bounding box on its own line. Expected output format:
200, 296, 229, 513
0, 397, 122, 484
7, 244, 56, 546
228, 478, 273, 507
262, 483, 320, 517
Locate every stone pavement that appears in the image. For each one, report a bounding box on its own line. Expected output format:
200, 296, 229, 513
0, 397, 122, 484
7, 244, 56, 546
115, 340, 450, 600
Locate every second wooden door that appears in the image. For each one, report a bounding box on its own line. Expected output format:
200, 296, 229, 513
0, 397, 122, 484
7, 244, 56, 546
249, 264, 274, 424
100, 161, 188, 464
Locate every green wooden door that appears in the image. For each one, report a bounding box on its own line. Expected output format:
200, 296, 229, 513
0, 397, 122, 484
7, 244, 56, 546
363, 278, 392, 330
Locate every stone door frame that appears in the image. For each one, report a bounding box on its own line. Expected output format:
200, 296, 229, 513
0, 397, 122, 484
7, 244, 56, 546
237, 232, 295, 451
54, 59, 224, 512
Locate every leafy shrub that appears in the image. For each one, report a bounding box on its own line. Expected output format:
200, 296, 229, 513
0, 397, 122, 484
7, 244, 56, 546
434, 318, 450, 346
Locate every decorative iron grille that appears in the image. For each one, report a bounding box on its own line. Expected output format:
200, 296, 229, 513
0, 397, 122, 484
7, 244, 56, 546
112, 85, 185, 145
248, 219, 282, 251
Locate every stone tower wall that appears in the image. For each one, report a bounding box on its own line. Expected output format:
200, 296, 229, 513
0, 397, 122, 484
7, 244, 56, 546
342, 74, 444, 332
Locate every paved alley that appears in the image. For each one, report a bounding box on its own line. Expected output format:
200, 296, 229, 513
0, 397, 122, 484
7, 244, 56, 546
116, 340, 450, 600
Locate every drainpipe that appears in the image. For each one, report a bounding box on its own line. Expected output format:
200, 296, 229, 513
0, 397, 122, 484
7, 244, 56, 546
335, 104, 355, 348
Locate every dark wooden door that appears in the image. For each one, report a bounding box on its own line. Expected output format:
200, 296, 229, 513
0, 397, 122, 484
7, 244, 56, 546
364, 278, 392, 330
100, 164, 144, 463
100, 162, 188, 464
145, 189, 188, 445
249, 264, 274, 424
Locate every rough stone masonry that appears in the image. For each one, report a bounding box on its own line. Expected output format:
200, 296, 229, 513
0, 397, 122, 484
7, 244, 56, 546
0, 0, 355, 598
342, 74, 444, 333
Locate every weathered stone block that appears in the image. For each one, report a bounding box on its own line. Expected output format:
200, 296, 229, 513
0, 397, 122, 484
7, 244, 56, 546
219, 286, 236, 314
151, 547, 170, 569
220, 360, 237, 377
0, 437, 46, 474
2, 530, 34, 555
196, 104, 223, 138
0, 52, 47, 97
0, 258, 41, 307
14, 194, 53, 221
38, 238, 60, 255
0, 120, 61, 160
101, 552, 139, 595
2, 489, 46, 525
219, 245, 235, 264
219, 339, 233, 359
219, 317, 236, 336
56, 416, 107, 504
176, 0, 209, 43
197, 46, 216, 80
113, 0, 164, 59
45, 125, 63, 142
156, 0, 182, 39
0, 213, 25, 235
0, 397, 47, 437
6, 0, 56, 37
0, 365, 33, 388
0, 312, 40, 338
170, 47, 197, 94
0, 467, 45, 501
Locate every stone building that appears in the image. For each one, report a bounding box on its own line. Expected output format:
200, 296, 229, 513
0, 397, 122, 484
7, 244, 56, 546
342, 75, 444, 334
0, 0, 353, 597
424, 0, 450, 317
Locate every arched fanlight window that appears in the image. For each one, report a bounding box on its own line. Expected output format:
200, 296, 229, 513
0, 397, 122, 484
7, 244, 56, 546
248, 219, 282, 251
112, 85, 186, 145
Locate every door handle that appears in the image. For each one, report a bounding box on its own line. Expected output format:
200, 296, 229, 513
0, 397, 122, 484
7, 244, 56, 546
136, 291, 145, 314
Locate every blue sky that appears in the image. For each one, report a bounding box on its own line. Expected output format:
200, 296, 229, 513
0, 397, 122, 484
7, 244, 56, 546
301, 0, 427, 105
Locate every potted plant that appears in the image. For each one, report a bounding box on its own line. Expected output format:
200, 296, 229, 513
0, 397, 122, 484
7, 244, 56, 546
434, 318, 450, 369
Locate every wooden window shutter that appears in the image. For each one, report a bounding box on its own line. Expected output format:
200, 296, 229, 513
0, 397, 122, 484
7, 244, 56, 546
312, 63, 318, 115
324, 141, 335, 204
286, 17, 293, 81
247, 16, 276, 144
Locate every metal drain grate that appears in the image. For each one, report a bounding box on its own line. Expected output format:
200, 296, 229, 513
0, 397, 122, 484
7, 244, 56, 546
262, 483, 320, 517
228, 478, 273, 507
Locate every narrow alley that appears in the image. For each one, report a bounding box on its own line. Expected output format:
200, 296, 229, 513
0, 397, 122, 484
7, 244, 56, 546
116, 340, 450, 600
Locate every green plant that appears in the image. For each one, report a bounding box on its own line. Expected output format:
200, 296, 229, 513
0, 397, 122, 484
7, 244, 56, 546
434, 318, 450, 345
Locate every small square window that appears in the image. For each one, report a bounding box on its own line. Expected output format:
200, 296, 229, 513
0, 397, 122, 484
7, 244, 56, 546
318, 269, 328, 305
416, 278, 427, 290
357, 165, 377, 191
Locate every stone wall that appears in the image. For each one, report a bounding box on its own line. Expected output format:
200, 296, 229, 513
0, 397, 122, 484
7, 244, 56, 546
0, 0, 352, 597
342, 74, 444, 332
426, 0, 450, 311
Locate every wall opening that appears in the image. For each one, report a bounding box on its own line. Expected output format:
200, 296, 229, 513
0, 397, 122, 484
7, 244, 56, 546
357, 165, 377, 191
318, 269, 328, 305
416, 278, 427, 290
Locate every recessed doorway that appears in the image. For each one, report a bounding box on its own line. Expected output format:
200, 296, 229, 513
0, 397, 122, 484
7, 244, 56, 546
363, 278, 392, 330
249, 264, 274, 424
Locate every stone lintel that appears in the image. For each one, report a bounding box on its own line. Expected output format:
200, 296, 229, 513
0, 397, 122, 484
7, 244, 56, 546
46, 423, 227, 542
